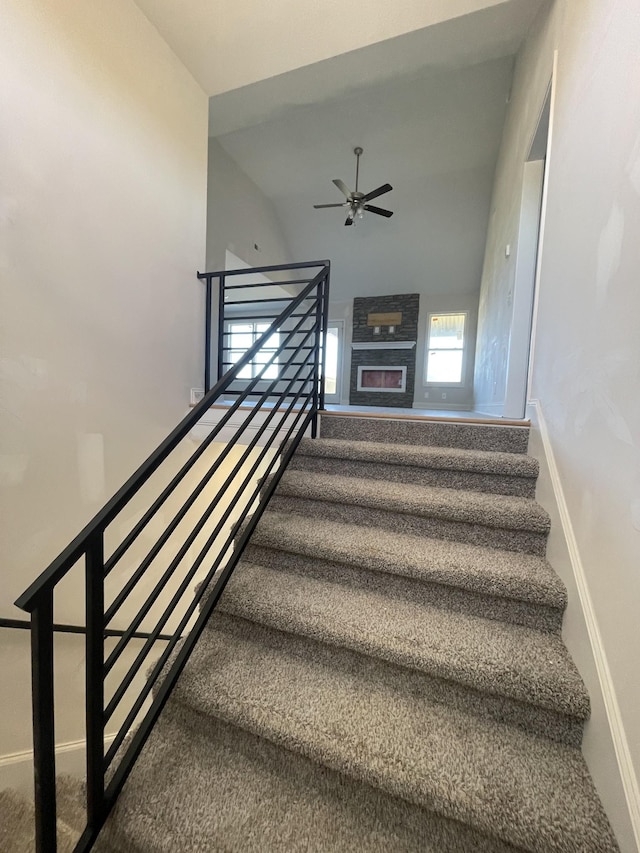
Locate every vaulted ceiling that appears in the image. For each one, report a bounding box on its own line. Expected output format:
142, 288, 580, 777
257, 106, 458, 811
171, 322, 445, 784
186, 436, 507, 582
215, 56, 515, 297
134, 0, 545, 297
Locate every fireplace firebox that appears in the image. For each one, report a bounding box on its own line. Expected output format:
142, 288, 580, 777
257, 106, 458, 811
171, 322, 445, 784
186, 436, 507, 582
356, 366, 407, 393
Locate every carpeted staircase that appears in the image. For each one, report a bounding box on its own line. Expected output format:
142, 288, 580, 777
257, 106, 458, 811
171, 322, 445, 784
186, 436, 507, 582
99, 413, 618, 852
1, 413, 620, 852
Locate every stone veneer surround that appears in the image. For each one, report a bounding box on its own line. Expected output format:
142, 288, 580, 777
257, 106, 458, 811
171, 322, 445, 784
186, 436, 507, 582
349, 294, 419, 408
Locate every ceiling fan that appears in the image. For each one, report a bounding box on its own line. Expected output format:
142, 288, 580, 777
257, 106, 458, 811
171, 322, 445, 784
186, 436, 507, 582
313, 147, 393, 226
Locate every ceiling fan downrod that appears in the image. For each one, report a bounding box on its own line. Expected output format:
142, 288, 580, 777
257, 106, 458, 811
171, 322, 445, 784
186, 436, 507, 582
354, 146, 363, 194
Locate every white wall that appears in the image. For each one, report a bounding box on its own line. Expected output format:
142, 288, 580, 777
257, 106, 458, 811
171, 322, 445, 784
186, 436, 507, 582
0, 0, 207, 767
475, 0, 640, 847
0, 440, 278, 792
474, 0, 560, 411
206, 139, 292, 273
206, 139, 294, 379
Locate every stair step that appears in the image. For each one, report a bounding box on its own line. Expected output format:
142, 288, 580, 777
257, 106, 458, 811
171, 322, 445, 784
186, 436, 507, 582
245, 511, 566, 632
102, 703, 523, 852
320, 413, 530, 453
170, 613, 615, 853
250, 510, 564, 609
292, 437, 539, 496
272, 470, 551, 555
218, 561, 587, 727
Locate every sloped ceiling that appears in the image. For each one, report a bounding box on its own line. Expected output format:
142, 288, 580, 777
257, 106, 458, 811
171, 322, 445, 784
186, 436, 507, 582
132, 0, 525, 97
132, 0, 544, 299
214, 55, 515, 297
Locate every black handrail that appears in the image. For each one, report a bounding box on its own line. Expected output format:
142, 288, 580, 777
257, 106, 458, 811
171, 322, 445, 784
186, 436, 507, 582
14, 260, 330, 853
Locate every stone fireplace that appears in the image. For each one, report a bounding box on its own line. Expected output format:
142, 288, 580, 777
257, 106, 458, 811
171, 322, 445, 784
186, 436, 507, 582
349, 294, 419, 408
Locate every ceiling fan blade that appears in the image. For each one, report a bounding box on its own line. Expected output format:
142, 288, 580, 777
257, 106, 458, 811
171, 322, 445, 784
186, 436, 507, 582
313, 203, 346, 209
333, 178, 352, 198
344, 215, 354, 226
362, 183, 392, 203
363, 204, 393, 218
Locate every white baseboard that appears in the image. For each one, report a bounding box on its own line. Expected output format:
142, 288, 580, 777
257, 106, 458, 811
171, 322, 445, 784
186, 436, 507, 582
529, 399, 640, 852
0, 734, 116, 798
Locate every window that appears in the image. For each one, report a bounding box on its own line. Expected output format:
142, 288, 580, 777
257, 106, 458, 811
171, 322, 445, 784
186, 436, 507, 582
425, 312, 467, 384
324, 324, 341, 397
227, 321, 280, 379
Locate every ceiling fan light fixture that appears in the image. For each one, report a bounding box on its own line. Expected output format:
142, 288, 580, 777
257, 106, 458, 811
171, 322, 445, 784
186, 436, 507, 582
313, 147, 393, 227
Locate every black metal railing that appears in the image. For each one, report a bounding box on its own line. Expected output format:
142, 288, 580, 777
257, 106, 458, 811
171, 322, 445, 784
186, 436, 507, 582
14, 260, 330, 852
197, 259, 330, 396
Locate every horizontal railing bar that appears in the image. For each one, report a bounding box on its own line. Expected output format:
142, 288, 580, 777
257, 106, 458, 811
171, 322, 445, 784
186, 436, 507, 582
0, 617, 173, 642
220, 377, 311, 386
222, 362, 313, 369
101, 406, 313, 820
103, 302, 318, 578
213, 391, 313, 399
197, 260, 329, 279
218, 280, 311, 291
15, 270, 327, 612
222, 278, 315, 291
102, 345, 316, 670
201, 403, 314, 420
104, 394, 314, 763
221, 312, 315, 324
223, 296, 302, 305
221, 344, 315, 352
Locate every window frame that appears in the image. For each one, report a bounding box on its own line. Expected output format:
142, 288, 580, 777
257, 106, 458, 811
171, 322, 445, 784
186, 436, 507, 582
225, 319, 280, 380
424, 310, 468, 387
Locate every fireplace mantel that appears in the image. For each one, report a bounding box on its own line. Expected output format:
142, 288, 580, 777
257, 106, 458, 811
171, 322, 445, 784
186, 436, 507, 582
351, 341, 416, 351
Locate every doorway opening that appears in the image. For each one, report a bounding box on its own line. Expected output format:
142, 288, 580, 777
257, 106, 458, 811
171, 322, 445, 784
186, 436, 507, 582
502, 77, 553, 419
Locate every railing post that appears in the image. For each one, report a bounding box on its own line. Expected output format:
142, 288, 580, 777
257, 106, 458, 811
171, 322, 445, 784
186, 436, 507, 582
318, 269, 331, 414
31, 592, 57, 853
217, 274, 226, 383
311, 278, 324, 439
204, 276, 212, 394
85, 533, 105, 833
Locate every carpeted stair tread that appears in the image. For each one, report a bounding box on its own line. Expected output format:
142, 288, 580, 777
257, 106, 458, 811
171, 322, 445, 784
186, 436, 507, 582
275, 470, 551, 533
101, 703, 524, 852
250, 511, 566, 610
171, 614, 615, 853
218, 560, 588, 719
296, 437, 539, 477
319, 414, 530, 454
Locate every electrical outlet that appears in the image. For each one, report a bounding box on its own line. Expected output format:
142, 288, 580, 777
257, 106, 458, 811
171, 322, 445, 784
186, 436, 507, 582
441, 392, 447, 400
190, 388, 204, 405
